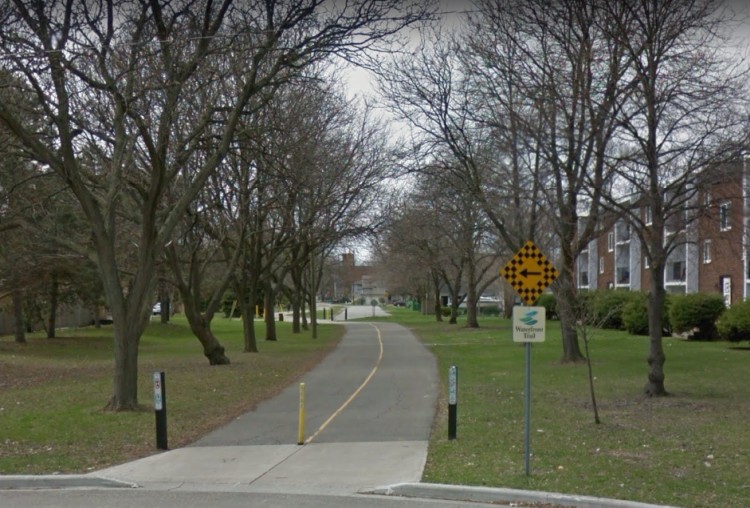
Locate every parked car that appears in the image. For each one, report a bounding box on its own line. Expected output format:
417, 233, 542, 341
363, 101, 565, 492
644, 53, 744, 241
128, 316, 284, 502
152, 302, 161, 315
392, 300, 406, 307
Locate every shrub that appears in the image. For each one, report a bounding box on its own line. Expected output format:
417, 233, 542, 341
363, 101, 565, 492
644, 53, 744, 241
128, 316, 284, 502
441, 306, 452, 317
622, 292, 649, 335
574, 290, 595, 319
669, 293, 725, 340
586, 290, 634, 329
621, 292, 672, 336
478, 305, 501, 317
537, 293, 557, 320
716, 299, 750, 342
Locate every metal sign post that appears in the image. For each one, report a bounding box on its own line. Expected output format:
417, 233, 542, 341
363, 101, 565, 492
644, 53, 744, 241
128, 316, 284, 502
513, 306, 546, 475
501, 241, 557, 476
524, 341, 532, 475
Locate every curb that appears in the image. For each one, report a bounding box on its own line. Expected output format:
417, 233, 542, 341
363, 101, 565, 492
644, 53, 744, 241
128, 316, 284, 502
0, 475, 138, 490
364, 482, 683, 508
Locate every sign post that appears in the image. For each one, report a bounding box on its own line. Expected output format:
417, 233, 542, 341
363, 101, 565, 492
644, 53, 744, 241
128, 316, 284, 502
448, 365, 458, 440
501, 241, 558, 476
153, 371, 168, 450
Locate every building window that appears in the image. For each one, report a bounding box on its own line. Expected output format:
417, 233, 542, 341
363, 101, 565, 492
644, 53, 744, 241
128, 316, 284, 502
599, 256, 604, 274
644, 255, 650, 269
615, 222, 630, 242
616, 267, 630, 285
719, 201, 731, 231
704, 190, 711, 206
671, 261, 685, 281
579, 271, 589, 286
702, 240, 712, 264
644, 205, 653, 226
607, 232, 614, 252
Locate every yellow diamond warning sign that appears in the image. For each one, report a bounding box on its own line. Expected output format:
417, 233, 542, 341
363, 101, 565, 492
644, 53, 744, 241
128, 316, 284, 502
501, 240, 559, 305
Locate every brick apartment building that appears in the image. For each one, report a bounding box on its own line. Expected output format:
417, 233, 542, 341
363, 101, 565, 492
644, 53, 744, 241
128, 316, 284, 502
576, 160, 749, 306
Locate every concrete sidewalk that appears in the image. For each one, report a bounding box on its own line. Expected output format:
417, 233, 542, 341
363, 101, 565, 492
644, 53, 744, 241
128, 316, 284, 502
93, 441, 428, 495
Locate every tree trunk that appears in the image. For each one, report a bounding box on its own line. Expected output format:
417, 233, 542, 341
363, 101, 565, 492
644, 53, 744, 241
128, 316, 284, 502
309, 293, 317, 339
556, 218, 586, 362
465, 261, 479, 328
165, 241, 234, 365
431, 271, 443, 322
556, 268, 585, 363
12, 288, 26, 344
645, 265, 668, 396
301, 298, 309, 331
47, 272, 58, 339
159, 296, 170, 324
309, 253, 324, 339
234, 275, 259, 353
449, 287, 461, 324
238, 297, 258, 353
188, 315, 231, 365
449, 305, 458, 323
264, 282, 277, 341
93, 305, 102, 329
106, 304, 149, 411
292, 295, 302, 333
465, 299, 478, 327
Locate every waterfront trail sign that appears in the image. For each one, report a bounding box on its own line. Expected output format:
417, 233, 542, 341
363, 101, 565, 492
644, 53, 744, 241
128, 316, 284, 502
501, 240, 559, 305
512, 306, 546, 343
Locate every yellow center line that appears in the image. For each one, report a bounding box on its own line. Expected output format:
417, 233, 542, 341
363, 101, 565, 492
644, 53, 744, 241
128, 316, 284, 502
304, 323, 384, 445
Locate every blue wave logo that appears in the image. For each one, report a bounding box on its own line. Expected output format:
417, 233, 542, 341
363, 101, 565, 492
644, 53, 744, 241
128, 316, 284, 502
520, 310, 538, 326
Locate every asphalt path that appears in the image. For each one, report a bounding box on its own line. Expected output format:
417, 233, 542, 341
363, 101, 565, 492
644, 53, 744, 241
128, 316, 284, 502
191, 319, 434, 447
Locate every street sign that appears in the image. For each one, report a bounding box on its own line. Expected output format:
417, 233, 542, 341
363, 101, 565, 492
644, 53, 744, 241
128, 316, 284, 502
512, 306, 546, 342
501, 240, 559, 305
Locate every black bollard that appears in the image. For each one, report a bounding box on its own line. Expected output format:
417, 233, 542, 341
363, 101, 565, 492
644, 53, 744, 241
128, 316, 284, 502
153, 371, 168, 450
448, 365, 457, 440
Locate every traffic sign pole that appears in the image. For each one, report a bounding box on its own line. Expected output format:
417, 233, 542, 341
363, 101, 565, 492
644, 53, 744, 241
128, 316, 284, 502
524, 340, 531, 476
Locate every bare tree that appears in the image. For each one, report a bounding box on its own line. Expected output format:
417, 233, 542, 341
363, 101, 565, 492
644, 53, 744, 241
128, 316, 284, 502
0, 0, 432, 410
602, 0, 748, 395
460, 0, 636, 362
380, 200, 446, 319
163, 172, 243, 364
379, 27, 538, 256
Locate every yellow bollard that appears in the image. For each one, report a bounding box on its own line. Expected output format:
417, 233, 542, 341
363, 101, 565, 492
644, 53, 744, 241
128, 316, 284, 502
298, 382, 305, 445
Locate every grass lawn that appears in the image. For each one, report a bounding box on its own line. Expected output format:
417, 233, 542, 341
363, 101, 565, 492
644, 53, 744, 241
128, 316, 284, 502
0, 315, 343, 474
2, 306, 748, 507
378, 307, 750, 508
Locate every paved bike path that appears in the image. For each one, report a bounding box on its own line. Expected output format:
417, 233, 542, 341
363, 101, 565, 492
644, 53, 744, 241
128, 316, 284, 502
95, 320, 439, 495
